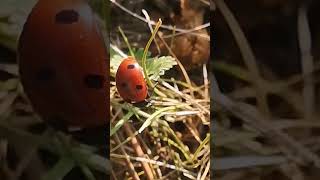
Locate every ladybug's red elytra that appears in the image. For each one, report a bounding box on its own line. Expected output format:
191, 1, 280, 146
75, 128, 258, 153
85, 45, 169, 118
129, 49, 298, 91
115, 57, 148, 104
18, 0, 109, 129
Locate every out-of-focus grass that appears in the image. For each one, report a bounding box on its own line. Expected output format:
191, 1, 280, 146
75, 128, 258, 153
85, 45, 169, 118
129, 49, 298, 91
212, 0, 320, 179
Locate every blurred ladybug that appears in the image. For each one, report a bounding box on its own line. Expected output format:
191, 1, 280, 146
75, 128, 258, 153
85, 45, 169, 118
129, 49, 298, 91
18, 0, 109, 129
115, 57, 150, 106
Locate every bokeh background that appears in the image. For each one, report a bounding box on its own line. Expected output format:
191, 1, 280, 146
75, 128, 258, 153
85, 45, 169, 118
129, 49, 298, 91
212, 0, 320, 179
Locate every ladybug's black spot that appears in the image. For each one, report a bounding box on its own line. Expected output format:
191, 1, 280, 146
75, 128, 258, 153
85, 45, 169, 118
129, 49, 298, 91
136, 85, 143, 90
55, 10, 79, 24
121, 82, 127, 88
84, 74, 105, 89
127, 64, 135, 69
35, 67, 56, 82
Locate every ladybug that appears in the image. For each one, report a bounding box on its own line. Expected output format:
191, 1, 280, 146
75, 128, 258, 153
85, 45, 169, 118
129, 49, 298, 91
18, 0, 109, 129
115, 57, 149, 106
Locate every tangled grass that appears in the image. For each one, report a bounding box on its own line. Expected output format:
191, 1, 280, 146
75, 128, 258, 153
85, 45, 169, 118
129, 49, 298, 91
213, 0, 320, 179
110, 26, 210, 180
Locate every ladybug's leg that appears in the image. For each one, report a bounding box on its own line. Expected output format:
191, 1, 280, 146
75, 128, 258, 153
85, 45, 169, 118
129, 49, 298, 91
133, 99, 150, 108
152, 81, 159, 89
147, 81, 159, 98
145, 99, 153, 107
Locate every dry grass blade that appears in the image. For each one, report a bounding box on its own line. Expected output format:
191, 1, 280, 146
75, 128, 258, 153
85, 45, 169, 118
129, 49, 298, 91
213, 92, 320, 167
215, 0, 269, 115
111, 34, 210, 178
213, 156, 287, 170
213, 0, 320, 178
298, 1, 314, 121
109, 0, 210, 40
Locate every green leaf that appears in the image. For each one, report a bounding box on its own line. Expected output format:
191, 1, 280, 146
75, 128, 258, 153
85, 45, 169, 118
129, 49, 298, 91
41, 157, 75, 180
110, 48, 177, 81
145, 56, 177, 81
132, 48, 151, 62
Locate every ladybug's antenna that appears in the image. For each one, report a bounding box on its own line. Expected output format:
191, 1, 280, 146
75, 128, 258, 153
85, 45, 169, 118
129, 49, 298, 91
148, 81, 159, 98
152, 81, 159, 89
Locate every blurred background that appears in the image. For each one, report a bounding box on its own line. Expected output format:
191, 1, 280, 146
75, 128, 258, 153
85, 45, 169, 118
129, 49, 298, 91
212, 0, 320, 179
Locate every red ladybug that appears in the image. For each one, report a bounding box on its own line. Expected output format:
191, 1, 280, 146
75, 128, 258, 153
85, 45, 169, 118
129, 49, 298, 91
18, 0, 109, 129
115, 57, 148, 105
